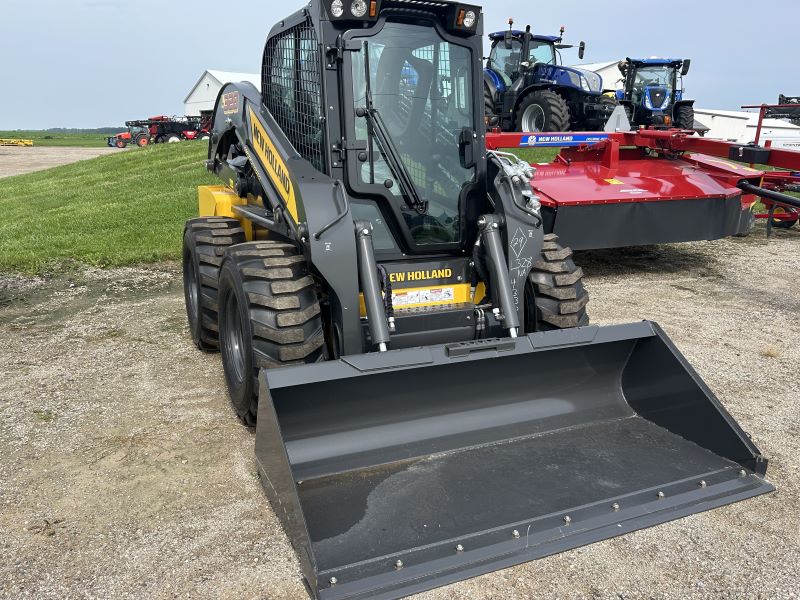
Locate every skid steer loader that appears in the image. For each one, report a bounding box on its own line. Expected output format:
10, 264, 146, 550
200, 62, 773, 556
181, 1, 772, 598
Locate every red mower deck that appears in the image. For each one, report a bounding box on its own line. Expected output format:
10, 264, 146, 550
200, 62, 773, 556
487, 129, 800, 249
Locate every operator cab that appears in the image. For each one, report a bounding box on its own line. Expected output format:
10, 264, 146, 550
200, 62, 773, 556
486, 29, 558, 86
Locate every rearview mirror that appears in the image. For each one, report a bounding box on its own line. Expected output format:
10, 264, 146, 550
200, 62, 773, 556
579, 41, 586, 60
681, 59, 691, 76
459, 128, 477, 169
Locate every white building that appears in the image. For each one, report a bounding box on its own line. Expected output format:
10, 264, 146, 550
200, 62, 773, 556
693, 109, 800, 149
184, 70, 261, 116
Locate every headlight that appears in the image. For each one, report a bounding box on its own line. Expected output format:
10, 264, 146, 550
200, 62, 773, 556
351, 0, 367, 17
330, 0, 344, 17
463, 10, 476, 28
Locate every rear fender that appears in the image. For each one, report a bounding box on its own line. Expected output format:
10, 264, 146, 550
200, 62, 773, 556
675, 99, 695, 108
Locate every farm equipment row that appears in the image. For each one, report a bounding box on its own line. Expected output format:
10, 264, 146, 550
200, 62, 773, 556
0, 138, 34, 147
486, 129, 800, 248
179, 2, 781, 599
107, 115, 210, 148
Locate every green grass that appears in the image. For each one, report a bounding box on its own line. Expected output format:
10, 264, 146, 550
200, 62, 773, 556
0, 143, 217, 273
508, 147, 560, 164
0, 130, 114, 147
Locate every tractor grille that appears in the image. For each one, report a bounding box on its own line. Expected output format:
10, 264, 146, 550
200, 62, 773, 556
262, 19, 326, 173
649, 87, 668, 109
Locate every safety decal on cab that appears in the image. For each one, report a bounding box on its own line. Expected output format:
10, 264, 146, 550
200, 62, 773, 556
222, 92, 240, 115
393, 288, 455, 307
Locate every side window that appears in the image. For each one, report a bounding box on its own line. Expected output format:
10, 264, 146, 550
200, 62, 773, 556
263, 20, 326, 173
488, 41, 522, 85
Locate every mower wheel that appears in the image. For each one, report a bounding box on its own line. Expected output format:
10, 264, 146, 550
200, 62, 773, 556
115, 140, 127, 149
183, 217, 246, 351
167, 134, 182, 143
135, 134, 149, 148
771, 207, 799, 229
526, 234, 589, 331
516, 90, 570, 132
675, 104, 695, 130
217, 241, 325, 426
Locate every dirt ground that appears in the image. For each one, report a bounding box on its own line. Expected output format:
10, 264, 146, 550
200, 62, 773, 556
1, 225, 798, 600
0, 146, 120, 179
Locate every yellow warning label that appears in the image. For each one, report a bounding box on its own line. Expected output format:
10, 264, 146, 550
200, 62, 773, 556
604, 178, 624, 185
248, 106, 298, 222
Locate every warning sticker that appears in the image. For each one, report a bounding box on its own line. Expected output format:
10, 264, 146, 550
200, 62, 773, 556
393, 287, 455, 307
604, 178, 625, 185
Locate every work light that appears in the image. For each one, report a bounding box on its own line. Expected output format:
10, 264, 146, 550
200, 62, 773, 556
330, 0, 344, 17
463, 10, 476, 28
351, 0, 367, 17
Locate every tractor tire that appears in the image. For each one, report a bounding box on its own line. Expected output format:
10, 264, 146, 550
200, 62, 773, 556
484, 83, 499, 127
598, 95, 618, 127
135, 134, 149, 148
516, 90, 570, 133
675, 104, 695, 130
217, 241, 325, 426
525, 234, 589, 331
182, 217, 246, 351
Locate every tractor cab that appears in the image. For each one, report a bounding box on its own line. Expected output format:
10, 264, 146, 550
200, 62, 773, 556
484, 21, 615, 132
617, 57, 695, 129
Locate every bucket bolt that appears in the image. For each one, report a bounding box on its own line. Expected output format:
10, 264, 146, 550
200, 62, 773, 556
563, 515, 572, 524
611, 502, 620, 512
395, 560, 404, 570
657, 491, 665, 499
739, 469, 747, 477
329, 577, 338, 586
455, 544, 465, 553
699, 480, 707, 488
512, 529, 520, 539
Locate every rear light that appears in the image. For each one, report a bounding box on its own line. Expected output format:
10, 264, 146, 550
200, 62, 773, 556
664, 116, 672, 126
369, 0, 377, 17
456, 9, 465, 26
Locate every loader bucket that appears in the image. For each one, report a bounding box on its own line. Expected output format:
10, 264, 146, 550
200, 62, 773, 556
254, 321, 772, 600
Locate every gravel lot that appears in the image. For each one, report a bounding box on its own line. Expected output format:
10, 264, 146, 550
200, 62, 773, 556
0, 146, 120, 179
1, 226, 798, 599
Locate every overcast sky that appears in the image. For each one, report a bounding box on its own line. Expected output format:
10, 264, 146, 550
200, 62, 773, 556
2, 0, 796, 129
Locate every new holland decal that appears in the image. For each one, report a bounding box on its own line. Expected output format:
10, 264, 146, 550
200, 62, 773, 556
248, 106, 298, 222
388, 269, 453, 284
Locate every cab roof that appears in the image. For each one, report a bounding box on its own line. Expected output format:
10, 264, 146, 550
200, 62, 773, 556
488, 30, 559, 43
628, 58, 684, 67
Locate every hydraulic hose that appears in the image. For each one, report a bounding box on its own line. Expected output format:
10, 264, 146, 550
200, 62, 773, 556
738, 181, 800, 211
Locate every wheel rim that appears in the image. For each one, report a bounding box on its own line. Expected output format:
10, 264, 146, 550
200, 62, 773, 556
522, 104, 546, 132
183, 249, 199, 320
222, 290, 246, 385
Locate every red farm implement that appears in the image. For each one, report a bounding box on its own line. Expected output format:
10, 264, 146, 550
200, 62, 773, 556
486, 129, 800, 249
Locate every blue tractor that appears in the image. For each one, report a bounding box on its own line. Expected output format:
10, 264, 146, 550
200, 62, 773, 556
616, 58, 695, 129
484, 23, 617, 132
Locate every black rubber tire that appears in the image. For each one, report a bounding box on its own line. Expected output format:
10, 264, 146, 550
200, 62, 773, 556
484, 83, 498, 126
598, 95, 618, 126
674, 104, 695, 130
526, 234, 589, 331
217, 241, 325, 426
183, 217, 246, 351
770, 209, 799, 229
516, 90, 570, 133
